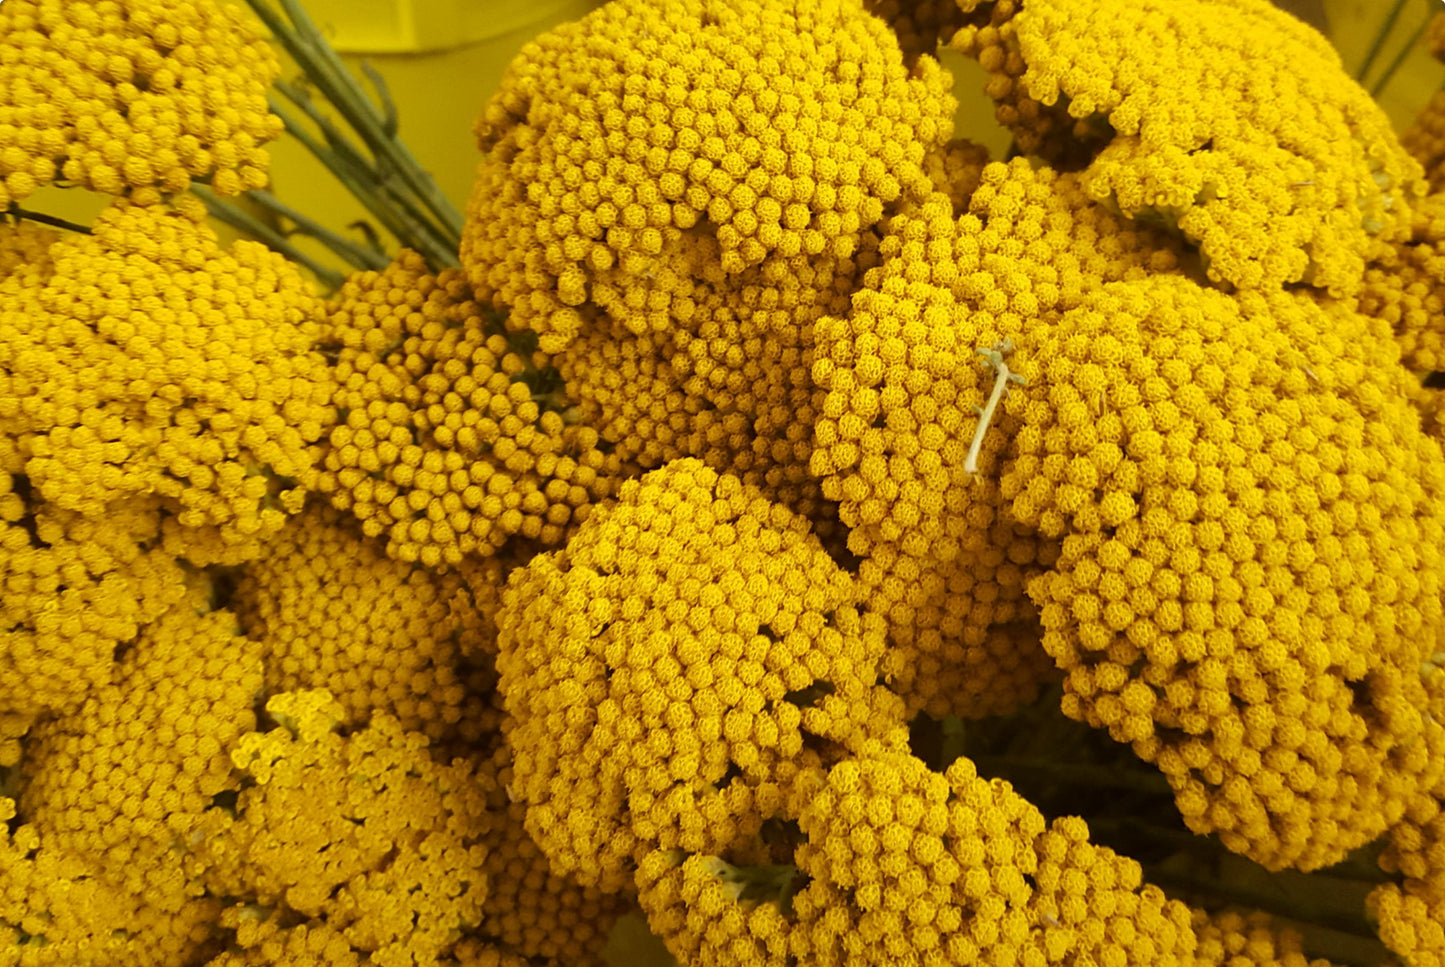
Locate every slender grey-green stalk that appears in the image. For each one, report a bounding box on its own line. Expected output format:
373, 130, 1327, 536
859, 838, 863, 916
1371, 14, 1431, 97
1356, 0, 1410, 83
242, 0, 464, 251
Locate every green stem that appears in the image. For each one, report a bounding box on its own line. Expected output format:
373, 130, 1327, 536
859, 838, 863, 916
245, 0, 464, 245
244, 189, 391, 271
1147, 869, 1378, 940
268, 89, 458, 269
1370, 14, 1430, 98
5, 205, 92, 235
1356, 0, 1409, 83
1086, 816, 1217, 855
191, 185, 345, 291
970, 754, 1173, 797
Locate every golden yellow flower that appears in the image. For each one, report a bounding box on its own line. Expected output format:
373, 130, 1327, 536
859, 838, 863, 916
951, 0, 1424, 295
0, 198, 337, 563
320, 251, 619, 568
0, 0, 281, 206
497, 458, 904, 893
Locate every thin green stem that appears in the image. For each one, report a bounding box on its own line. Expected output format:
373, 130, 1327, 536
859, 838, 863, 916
358, 60, 399, 139
1147, 869, 1378, 940
273, 78, 375, 175
1370, 14, 1430, 98
1357, 0, 1409, 83
971, 754, 1173, 797
268, 91, 457, 269
244, 189, 391, 270
192, 185, 345, 290
246, 0, 463, 245
5, 205, 92, 235
1086, 817, 1216, 855
271, 77, 461, 268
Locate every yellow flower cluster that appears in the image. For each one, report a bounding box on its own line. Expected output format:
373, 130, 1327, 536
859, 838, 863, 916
320, 251, 618, 568
0, 806, 222, 967
1011, 274, 1445, 870
202, 689, 493, 967
0, 0, 280, 208
809, 159, 1182, 719
1366, 663, 1445, 967
1027, 815, 1196, 965
460, 0, 960, 531
0, 594, 257, 967
462, 0, 953, 353
951, 0, 1424, 295
476, 751, 630, 967
232, 501, 499, 750
636, 749, 1198, 967
553, 233, 873, 531
922, 137, 992, 214
0, 198, 336, 563
204, 926, 532, 967
497, 458, 905, 894
1192, 909, 1343, 967
18, 589, 261, 911
0, 220, 56, 279
0, 475, 186, 725
1359, 192, 1445, 372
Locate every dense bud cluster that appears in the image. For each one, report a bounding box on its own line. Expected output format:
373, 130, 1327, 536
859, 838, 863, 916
1010, 275, 1445, 870
0, 198, 336, 563
233, 502, 500, 750
497, 459, 904, 893
0, 0, 281, 206
320, 251, 619, 567
950, 0, 1425, 294
636, 749, 1200, 967
809, 159, 1183, 719
463, 0, 953, 352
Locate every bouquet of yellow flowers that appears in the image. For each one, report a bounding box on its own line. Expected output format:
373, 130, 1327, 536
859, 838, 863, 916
3, 0, 1445, 964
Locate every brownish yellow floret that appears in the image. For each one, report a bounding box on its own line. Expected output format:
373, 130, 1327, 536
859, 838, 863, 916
862, 0, 969, 63
497, 458, 906, 894
462, 0, 954, 354
232, 501, 500, 751
1010, 274, 1445, 870
0, 0, 281, 207
199, 689, 493, 967
810, 160, 1183, 719
0, 198, 337, 563
637, 749, 1199, 966
0, 475, 187, 723
951, 0, 1425, 295
320, 251, 619, 568
0, 801, 223, 967
1358, 192, 1445, 372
